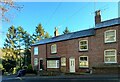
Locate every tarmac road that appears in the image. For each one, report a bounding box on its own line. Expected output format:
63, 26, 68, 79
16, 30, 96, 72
1, 74, 120, 82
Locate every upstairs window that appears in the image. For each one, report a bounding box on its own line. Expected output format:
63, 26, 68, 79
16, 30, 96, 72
51, 44, 57, 54
104, 30, 116, 43
104, 49, 117, 63
34, 47, 38, 55
79, 40, 88, 51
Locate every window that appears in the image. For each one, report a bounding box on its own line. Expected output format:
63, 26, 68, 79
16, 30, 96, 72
34, 58, 38, 66
79, 40, 88, 51
79, 56, 88, 68
61, 57, 66, 66
47, 60, 59, 68
34, 47, 38, 55
104, 49, 117, 63
51, 44, 57, 53
104, 30, 116, 43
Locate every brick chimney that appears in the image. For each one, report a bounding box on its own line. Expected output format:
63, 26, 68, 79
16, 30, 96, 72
95, 10, 101, 25
54, 27, 59, 36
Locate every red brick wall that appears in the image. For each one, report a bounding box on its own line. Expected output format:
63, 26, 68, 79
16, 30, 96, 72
38, 45, 47, 70
31, 25, 120, 73
118, 25, 120, 64
31, 45, 47, 70
89, 26, 119, 68
31, 46, 34, 69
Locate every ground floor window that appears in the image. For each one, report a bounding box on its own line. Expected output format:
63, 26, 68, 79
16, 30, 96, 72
34, 58, 38, 66
47, 60, 59, 68
61, 57, 66, 66
79, 56, 88, 68
104, 49, 117, 63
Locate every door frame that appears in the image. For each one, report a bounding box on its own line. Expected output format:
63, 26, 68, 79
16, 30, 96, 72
69, 57, 75, 73
39, 58, 43, 70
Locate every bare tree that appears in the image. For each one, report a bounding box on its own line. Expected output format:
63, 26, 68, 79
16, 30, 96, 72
0, 0, 23, 22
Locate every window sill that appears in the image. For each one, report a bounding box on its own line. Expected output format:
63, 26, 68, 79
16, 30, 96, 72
79, 67, 89, 69
104, 62, 117, 64
47, 67, 59, 69
79, 50, 88, 52
51, 53, 57, 55
104, 41, 116, 44
34, 54, 38, 55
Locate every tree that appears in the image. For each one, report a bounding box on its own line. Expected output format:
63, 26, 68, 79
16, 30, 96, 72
33, 24, 45, 42
2, 48, 17, 72
3, 26, 18, 72
3, 25, 16, 49
0, 0, 23, 21
44, 32, 50, 38
3, 26, 25, 69
63, 27, 70, 34
22, 32, 33, 66
15, 26, 26, 67
0, 0, 23, 22
2, 23, 50, 72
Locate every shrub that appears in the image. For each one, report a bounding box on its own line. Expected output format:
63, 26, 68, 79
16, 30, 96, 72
22, 66, 28, 70
12, 66, 21, 74
0, 64, 5, 75
0, 64, 4, 70
26, 64, 37, 75
27, 64, 32, 70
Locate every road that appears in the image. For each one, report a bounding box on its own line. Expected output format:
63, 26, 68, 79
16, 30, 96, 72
2, 78, 120, 82
1, 74, 120, 82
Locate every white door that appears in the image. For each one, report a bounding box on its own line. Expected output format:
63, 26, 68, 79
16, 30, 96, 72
69, 58, 75, 72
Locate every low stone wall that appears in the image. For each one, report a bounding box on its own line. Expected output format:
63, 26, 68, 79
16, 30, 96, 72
47, 68, 60, 71
39, 71, 61, 76
92, 66, 120, 74
77, 68, 90, 73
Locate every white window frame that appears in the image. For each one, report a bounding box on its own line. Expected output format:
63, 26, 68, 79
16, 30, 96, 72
61, 57, 66, 66
104, 30, 116, 43
47, 60, 59, 68
34, 47, 38, 55
34, 58, 38, 66
79, 40, 88, 51
51, 44, 57, 54
79, 56, 89, 68
104, 49, 117, 63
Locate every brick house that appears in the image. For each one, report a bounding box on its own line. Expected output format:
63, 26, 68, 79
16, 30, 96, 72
31, 10, 120, 73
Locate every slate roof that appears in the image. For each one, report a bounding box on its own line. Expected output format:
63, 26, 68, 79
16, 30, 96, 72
32, 17, 120, 46
32, 28, 95, 46
95, 17, 120, 29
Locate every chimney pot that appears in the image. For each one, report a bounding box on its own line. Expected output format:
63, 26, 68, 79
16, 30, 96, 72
54, 27, 59, 36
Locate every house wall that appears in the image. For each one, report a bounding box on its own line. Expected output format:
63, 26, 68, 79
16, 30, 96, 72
38, 45, 47, 70
31, 25, 120, 73
31, 46, 34, 69
118, 25, 120, 64
31, 45, 47, 70
90, 26, 119, 67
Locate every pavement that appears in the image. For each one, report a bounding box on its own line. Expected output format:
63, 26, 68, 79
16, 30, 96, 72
1, 73, 120, 81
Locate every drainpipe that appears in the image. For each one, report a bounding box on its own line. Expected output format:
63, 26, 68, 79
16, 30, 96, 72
46, 44, 47, 71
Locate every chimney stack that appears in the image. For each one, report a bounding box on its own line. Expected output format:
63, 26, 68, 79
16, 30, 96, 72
95, 10, 101, 25
54, 27, 59, 37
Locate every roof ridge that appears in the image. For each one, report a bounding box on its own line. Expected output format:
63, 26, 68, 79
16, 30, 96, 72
32, 17, 120, 46
100, 17, 120, 23
51, 27, 94, 39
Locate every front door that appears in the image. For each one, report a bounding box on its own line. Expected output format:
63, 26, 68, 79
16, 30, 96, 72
69, 58, 75, 72
39, 60, 43, 70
